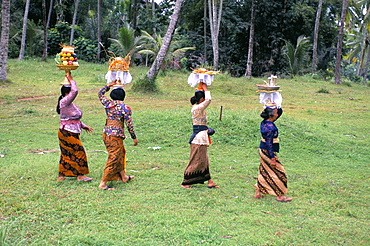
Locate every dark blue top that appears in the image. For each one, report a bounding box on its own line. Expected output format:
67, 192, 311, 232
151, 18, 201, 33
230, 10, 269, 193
259, 108, 283, 158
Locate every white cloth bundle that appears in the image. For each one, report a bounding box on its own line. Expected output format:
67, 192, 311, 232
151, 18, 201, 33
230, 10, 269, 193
187, 73, 214, 87
105, 71, 132, 87
259, 91, 282, 108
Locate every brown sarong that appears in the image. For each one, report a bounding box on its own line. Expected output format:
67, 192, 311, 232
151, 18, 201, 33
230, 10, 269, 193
102, 133, 126, 181
255, 148, 288, 196
182, 144, 211, 185
58, 128, 89, 177
106, 119, 124, 128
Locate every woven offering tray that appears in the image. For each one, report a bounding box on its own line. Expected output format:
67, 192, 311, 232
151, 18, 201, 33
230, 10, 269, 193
256, 85, 280, 91
56, 65, 79, 71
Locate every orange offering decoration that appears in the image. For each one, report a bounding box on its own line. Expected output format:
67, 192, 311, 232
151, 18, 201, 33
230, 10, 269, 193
55, 45, 79, 85
105, 55, 132, 88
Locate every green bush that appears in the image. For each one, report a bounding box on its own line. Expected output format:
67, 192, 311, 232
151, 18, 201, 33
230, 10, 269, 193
73, 37, 98, 62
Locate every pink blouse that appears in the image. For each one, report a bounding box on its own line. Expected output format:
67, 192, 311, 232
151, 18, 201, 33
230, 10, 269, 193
59, 80, 87, 133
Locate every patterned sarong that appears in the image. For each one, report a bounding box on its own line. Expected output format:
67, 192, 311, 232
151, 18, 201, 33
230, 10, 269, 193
58, 128, 89, 177
102, 133, 126, 181
255, 148, 287, 196
182, 144, 211, 185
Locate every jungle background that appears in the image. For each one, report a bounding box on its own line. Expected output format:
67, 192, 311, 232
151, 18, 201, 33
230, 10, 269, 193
1, 0, 370, 85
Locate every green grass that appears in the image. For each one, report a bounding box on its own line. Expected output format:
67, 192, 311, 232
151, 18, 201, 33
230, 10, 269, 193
0, 59, 369, 245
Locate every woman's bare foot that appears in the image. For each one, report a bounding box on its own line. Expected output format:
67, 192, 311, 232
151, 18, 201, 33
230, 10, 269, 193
57, 176, 66, 181
122, 175, 134, 183
77, 176, 93, 182
98, 185, 115, 190
181, 185, 194, 189
207, 179, 219, 188
276, 196, 292, 202
98, 181, 114, 190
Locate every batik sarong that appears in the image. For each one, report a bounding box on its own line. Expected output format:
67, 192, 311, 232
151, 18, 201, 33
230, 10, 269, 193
182, 144, 211, 185
255, 148, 287, 196
102, 133, 126, 181
58, 128, 89, 177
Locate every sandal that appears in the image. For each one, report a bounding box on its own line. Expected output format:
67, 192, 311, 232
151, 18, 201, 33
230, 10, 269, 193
78, 177, 93, 182
207, 185, 220, 189
99, 186, 115, 190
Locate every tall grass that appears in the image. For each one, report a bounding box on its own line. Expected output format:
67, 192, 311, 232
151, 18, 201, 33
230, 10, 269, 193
0, 59, 369, 245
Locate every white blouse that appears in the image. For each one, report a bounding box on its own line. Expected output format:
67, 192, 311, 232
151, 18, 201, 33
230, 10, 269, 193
191, 91, 211, 145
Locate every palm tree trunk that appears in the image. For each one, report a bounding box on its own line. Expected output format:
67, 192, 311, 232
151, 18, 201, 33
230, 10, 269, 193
42, 0, 53, 60
146, 0, 184, 81
362, 48, 370, 85
97, 0, 101, 60
208, 0, 223, 70
18, 0, 31, 61
0, 0, 11, 80
312, 0, 322, 73
70, 0, 80, 45
203, 0, 207, 64
245, 0, 256, 78
56, 0, 65, 22
47, 0, 53, 27
334, 0, 348, 85
42, 0, 48, 60
132, 0, 138, 30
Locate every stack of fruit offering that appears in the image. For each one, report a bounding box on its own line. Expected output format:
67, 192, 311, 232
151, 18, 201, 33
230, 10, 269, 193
55, 45, 79, 66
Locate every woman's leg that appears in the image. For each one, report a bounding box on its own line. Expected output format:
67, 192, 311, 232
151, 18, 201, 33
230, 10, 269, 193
254, 188, 264, 199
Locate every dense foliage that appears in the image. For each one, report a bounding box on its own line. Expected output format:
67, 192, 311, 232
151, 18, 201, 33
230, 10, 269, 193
2, 0, 369, 81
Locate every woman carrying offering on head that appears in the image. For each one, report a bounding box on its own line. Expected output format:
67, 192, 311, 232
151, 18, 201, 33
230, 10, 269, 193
181, 82, 219, 189
98, 82, 138, 190
56, 74, 93, 182
254, 105, 292, 202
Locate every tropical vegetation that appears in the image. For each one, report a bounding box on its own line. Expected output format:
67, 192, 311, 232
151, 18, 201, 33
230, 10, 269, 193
0, 0, 369, 86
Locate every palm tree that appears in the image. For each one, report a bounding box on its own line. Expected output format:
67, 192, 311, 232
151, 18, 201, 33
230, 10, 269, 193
18, 0, 31, 61
345, 0, 370, 85
312, 0, 323, 73
138, 30, 195, 71
70, 0, 80, 45
97, 0, 101, 60
208, 0, 223, 70
245, 0, 256, 79
110, 22, 142, 57
334, 0, 348, 85
0, 0, 11, 80
136, 0, 184, 92
138, 31, 162, 66
283, 35, 310, 76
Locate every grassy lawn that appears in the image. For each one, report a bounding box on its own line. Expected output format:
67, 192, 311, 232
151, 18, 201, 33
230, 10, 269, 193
0, 59, 369, 245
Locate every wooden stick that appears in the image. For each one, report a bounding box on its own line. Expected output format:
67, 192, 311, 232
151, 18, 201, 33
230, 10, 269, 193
219, 105, 223, 121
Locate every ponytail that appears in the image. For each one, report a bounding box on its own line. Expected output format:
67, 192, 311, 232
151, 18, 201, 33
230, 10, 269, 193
56, 95, 63, 114
56, 86, 71, 114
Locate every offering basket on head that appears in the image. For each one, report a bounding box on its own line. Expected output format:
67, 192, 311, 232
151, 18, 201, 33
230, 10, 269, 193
188, 68, 220, 90
257, 75, 282, 108
256, 75, 280, 92
55, 45, 79, 85
105, 55, 132, 89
